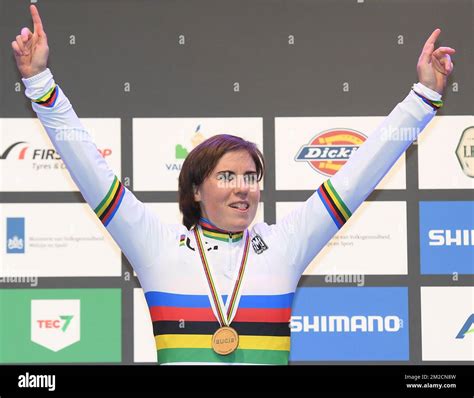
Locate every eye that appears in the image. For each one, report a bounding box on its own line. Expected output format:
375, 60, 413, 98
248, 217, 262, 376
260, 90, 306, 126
244, 173, 258, 184
217, 172, 235, 181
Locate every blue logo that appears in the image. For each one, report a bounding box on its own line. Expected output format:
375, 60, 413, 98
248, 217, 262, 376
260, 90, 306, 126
419, 202, 474, 275
456, 314, 474, 339
289, 287, 409, 361
6, 218, 25, 254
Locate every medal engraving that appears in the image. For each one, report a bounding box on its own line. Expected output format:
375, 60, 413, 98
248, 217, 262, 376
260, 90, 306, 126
212, 326, 239, 355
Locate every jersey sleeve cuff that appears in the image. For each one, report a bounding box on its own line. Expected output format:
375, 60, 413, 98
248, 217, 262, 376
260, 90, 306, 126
22, 68, 55, 101
412, 82, 442, 101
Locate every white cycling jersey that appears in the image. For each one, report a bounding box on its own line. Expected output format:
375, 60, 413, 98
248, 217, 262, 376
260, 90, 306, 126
23, 68, 438, 364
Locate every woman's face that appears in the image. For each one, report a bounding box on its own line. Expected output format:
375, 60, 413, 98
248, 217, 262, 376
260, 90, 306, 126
194, 150, 261, 232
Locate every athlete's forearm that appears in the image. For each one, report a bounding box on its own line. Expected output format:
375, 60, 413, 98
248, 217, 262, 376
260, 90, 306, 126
285, 83, 440, 277
22, 68, 165, 275
22, 68, 117, 210
329, 83, 439, 218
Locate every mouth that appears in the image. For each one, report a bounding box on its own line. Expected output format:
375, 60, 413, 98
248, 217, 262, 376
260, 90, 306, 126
228, 201, 250, 212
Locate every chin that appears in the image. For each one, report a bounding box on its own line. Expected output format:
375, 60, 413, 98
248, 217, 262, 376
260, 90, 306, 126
217, 210, 256, 231
219, 218, 248, 232
231, 219, 253, 232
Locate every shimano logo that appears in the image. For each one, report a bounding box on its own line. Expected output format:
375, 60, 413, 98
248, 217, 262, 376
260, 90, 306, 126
290, 315, 402, 333
429, 229, 474, 246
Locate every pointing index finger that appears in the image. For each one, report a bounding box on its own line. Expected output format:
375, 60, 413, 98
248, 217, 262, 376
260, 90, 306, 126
30, 4, 44, 35
422, 28, 441, 53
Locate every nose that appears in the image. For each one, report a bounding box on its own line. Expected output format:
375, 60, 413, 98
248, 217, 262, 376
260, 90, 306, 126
233, 175, 250, 195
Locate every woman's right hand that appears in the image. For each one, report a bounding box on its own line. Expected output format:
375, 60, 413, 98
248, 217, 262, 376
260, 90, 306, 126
11, 5, 49, 79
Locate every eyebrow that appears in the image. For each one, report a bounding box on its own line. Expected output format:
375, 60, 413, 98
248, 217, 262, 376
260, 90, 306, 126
216, 170, 257, 175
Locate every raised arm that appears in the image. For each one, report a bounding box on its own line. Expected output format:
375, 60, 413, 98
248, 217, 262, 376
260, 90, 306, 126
11, 5, 173, 278
275, 29, 456, 278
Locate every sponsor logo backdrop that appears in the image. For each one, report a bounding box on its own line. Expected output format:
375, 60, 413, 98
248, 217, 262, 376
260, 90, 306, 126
1, 0, 472, 365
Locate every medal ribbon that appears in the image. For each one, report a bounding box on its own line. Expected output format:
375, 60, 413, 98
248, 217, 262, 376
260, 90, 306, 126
193, 226, 250, 327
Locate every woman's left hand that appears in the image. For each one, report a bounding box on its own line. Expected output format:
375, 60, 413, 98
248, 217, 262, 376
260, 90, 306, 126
417, 28, 456, 95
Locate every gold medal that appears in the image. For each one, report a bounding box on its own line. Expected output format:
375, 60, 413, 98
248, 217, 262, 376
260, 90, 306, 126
211, 326, 239, 355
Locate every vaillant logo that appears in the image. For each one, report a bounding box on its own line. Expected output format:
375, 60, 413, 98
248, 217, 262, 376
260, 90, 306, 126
167, 124, 206, 171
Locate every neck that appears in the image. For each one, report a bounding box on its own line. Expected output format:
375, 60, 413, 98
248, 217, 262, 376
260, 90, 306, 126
198, 217, 244, 242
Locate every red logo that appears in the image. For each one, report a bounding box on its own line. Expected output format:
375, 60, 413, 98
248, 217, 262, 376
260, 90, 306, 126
295, 128, 367, 177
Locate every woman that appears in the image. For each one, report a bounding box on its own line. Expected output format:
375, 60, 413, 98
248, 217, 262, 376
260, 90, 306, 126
12, 5, 455, 365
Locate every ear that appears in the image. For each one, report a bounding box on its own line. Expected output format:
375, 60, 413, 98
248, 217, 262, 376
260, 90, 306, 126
193, 184, 201, 202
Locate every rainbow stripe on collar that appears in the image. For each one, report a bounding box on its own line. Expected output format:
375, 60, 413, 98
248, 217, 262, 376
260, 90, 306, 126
198, 218, 244, 243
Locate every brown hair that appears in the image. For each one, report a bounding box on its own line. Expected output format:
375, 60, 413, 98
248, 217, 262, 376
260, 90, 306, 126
178, 134, 265, 229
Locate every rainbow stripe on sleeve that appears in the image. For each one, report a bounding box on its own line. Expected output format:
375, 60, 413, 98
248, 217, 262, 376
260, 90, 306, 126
317, 179, 351, 229
32, 84, 58, 108
146, 291, 293, 365
94, 175, 125, 227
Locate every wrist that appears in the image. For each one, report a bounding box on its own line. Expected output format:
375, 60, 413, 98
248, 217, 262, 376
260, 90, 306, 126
412, 82, 444, 111
21, 67, 47, 79
22, 68, 55, 101
413, 82, 442, 101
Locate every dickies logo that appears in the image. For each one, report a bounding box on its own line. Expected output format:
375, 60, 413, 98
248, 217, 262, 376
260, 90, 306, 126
295, 129, 367, 177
